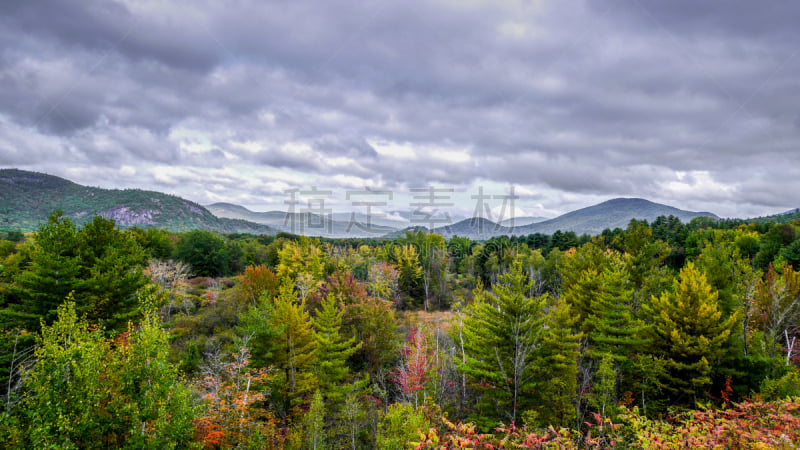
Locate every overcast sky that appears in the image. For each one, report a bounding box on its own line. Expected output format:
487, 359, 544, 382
1, 0, 799, 219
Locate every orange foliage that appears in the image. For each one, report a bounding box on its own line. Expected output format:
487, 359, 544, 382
193, 346, 282, 448
237, 265, 279, 304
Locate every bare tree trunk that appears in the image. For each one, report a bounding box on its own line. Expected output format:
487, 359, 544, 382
458, 311, 467, 414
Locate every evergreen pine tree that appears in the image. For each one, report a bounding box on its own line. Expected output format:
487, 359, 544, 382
460, 261, 546, 424
644, 263, 737, 403
270, 283, 318, 418
537, 297, 582, 428
585, 262, 647, 363
559, 243, 620, 329
7, 212, 81, 331
313, 294, 365, 407
562, 268, 601, 331
239, 292, 284, 369
75, 216, 147, 330
6, 214, 146, 334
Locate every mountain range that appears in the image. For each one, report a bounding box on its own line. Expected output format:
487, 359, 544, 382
0, 168, 781, 239
205, 202, 398, 238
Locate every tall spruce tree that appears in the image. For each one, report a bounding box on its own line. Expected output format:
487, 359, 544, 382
559, 243, 618, 327
537, 297, 582, 428
270, 283, 318, 419
585, 262, 647, 363
238, 292, 284, 369
460, 261, 547, 424
7, 212, 81, 331
2, 214, 146, 394
313, 294, 364, 407
74, 215, 147, 330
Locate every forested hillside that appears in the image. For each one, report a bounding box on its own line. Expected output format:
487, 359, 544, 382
0, 169, 277, 234
2, 212, 800, 448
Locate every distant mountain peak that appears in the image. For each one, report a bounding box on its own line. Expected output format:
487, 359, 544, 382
508, 197, 718, 236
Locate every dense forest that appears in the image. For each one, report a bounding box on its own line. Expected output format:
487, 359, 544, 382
2, 211, 800, 448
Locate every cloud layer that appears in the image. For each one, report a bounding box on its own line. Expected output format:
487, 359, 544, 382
1, 0, 799, 218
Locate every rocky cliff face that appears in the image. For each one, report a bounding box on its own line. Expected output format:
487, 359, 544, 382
99, 206, 158, 226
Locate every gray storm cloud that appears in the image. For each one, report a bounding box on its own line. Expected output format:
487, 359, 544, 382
1, 0, 798, 218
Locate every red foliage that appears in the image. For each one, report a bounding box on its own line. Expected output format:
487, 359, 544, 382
313, 270, 370, 306
721, 377, 733, 407
193, 418, 225, 449
112, 331, 131, 349
393, 328, 431, 404
630, 399, 800, 448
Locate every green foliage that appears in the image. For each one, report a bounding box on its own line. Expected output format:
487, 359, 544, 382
696, 237, 745, 317
110, 307, 199, 448
6, 212, 82, 331
754, 224, 795, 270
617, 220, 671, 308
276, 238, 326, 283
1, 213, 147, 390
238, 292, 282, 363
393, 244, 424, 304
781, 239, 800, 267
268, 284, 318, 418
558, 242, 617, 323
341, 295, 399, 373
399, 231, 450, 310
313, 294, 364, 406
303, 390, 326, 450
8, 197, 800, 445
460, 261, 547, 423
4, 299, 196, 449
74, 215, 148, 329
535, 297, 582, 428
174, 230, 230, 277
336, 390, 368, 449
448, 236, 473, 275
131, 227, 176, 260
0, 169, 276, 234
644, 263, 738, 403
377, 403, 430, 450
754, 264, 800, 359
590, 354, 619, 420
551, 230, 579, 251
585, 261, 647, 363
760, 370, 800, 401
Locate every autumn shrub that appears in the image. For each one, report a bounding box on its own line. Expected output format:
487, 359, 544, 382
378, 402, 431, 450
619, 400, 800, 449
759, 370, 800, 401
